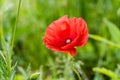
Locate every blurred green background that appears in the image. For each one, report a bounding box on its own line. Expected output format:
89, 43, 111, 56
0, 0, 120, 80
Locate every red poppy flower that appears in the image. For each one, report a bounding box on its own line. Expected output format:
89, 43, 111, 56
43, 15, 88, 56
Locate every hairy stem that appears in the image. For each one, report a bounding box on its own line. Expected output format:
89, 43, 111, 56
72, 58, 82, 80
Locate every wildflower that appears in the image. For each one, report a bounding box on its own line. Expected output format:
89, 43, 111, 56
43, 15, 88, 56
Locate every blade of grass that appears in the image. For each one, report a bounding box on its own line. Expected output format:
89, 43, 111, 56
11, 0, 22, 49
93, 67, 119, 80
89, 34, 120, 48
0, 50, 7, 64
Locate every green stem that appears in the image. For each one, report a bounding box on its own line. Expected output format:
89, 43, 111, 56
8, 0, 22, 79
11, 0, 22, 49
72, 58, 82, 80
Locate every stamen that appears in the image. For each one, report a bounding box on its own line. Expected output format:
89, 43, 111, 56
66, 39, 71, 44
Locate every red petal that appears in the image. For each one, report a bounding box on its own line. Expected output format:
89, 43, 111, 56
44, 15, 70, 48
43, 15, 88, 57
61, 18, 88, 49
69, 48, 76, 56
75, 18, 88, 46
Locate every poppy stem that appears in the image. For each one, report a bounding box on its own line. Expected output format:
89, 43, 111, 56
71, 57, 82, 80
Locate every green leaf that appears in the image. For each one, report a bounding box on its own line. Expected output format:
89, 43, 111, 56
26, 64, 31, 77
93, 67, 119, 80
103, 18, 120, 44
18, 64, 31, 80
18, 67, 26, 77
0, 50, 7, 64
89, 34, 120, 48
30, 72, 40, 80
115, 64, 120, 78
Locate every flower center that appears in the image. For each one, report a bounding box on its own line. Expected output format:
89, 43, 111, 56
66, 39, 71, 44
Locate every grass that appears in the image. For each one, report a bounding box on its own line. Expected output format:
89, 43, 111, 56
0, 0, 120, 80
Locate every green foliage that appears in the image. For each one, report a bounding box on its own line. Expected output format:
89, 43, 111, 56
103, 18, 120, 44
46, 54, 76, 80
15, 65, 40, 80
30, 72, 40, 80
0, 0, 120, 80
89, 34, 120, 48
93, 67, 120, 80
17, 64, 31, 80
